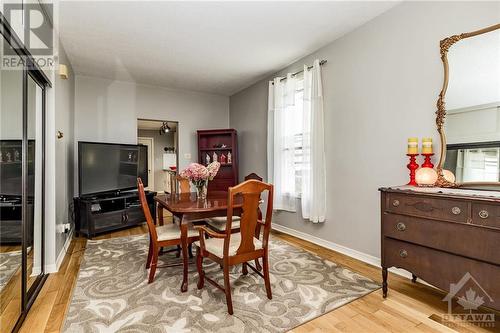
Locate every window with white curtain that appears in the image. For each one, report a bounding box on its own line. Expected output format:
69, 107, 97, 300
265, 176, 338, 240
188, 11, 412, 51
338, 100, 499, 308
288, 78, 304, 196
456, 148, 500, 182
267, 59, 326, 222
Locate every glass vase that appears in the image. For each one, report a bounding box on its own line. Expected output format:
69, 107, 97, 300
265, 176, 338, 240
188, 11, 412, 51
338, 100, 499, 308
195, 180, 208, 200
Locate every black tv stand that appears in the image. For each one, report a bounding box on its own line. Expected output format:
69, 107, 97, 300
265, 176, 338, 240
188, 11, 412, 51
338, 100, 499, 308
0, 195, 33, 244
74, 190, 156, 239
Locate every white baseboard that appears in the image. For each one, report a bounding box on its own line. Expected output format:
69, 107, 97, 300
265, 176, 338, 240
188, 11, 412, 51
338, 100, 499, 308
46, 229, 74, 273
271, 223, 423, 282
31, 266, 41, 276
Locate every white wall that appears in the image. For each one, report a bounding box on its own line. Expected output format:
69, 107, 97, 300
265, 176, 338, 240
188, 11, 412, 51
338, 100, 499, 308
74, 76, 229, 195
0, 70, 23, 139
54, 43, 75, 260
229, 1, 500, 258
447, 30, 500, 110
447, 104, 500, 144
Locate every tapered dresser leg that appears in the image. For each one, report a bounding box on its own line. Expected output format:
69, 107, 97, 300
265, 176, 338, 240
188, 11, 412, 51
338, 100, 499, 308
382, 267, 388, 298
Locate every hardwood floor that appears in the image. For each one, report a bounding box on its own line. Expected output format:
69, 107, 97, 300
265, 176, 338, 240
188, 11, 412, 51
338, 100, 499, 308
1, 246, 40, 332
0, 245, 21, 253
16, 223, 499, 333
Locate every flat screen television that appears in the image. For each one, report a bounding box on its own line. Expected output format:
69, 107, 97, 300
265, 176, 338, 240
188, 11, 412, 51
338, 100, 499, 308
78, 142, 148, 196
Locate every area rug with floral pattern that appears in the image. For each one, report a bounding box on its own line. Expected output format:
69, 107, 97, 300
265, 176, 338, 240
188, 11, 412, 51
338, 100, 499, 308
63, 234, 379, 332
0, 250, 21, 293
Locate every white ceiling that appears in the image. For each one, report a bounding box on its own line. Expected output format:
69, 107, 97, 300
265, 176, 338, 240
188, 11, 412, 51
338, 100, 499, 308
59, 1, 398, 96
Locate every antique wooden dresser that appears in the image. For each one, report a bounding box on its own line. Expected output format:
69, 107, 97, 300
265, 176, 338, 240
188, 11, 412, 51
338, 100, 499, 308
380, 186, 500, 310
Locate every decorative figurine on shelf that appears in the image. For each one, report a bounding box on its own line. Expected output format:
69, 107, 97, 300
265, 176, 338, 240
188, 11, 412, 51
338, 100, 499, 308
205, 153, 211, 165
212, 152, 218, 162
220, 153, 226, 164
14, 149, 20, 161
227, 152, 232, 164
6, 151, 12, 163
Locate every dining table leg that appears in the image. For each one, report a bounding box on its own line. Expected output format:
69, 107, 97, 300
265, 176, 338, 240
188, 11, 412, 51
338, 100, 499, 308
157, 203, 164, 226
180, 215, 189, 292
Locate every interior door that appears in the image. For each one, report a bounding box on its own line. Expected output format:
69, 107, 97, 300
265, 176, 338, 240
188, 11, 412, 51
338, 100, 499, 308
138, 137, 154, 191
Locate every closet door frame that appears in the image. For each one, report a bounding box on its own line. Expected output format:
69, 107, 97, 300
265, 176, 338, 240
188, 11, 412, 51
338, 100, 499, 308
1, 12, 51, 333
21, 69, 48, 314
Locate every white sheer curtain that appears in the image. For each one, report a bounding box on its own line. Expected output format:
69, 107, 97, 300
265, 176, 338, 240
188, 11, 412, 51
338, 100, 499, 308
301, 59, 326, 223
267, 74, 298, 211
267, 59, 327, 222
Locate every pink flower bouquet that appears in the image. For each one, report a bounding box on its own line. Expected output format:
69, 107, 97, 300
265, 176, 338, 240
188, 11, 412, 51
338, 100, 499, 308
179, 162, 220, 198
207, 161, 220, 180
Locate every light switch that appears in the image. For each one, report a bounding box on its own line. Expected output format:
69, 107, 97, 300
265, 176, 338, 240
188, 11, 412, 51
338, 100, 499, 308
184, 153, 191, 160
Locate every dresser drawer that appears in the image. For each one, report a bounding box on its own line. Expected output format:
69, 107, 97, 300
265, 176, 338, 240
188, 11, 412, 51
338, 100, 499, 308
385, 193, 468, 223
382, 214, 500, 265
383, 238, 500, 310
472, 203, 500, 230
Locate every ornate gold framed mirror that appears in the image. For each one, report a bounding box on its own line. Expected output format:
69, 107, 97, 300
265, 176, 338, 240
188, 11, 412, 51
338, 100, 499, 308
436, 23, 500, 189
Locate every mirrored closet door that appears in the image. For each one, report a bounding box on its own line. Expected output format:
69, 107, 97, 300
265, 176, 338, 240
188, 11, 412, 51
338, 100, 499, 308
0, 22, 49, 332
26, 74, 44, 297
0, 32, 24, 333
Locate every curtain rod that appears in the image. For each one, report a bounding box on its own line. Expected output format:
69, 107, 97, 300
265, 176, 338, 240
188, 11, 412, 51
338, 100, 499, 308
274, 59, 327, 84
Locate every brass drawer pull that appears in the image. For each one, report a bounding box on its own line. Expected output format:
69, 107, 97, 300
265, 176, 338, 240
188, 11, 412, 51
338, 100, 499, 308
399, 250, 408, 258
479, 210, 489, 219
451, 207, 461, 215
392, 200, 400, 207
396, 222, 406, 231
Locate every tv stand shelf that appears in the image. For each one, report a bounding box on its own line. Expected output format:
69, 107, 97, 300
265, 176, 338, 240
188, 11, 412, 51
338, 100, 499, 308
74, 190, 156, 238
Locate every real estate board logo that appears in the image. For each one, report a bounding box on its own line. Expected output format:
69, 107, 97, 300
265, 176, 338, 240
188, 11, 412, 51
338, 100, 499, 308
442, 272, 495, 328
2, 2, 54, 69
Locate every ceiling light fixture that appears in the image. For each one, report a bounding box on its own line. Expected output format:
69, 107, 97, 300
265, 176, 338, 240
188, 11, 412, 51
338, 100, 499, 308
159, 122, 171, 135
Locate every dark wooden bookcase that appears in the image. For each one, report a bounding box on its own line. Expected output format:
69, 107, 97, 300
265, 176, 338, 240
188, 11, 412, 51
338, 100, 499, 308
197, 129, 238, 191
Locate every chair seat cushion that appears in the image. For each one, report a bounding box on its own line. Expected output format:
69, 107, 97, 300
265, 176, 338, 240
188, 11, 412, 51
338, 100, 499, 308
194, 233, 263, 258
206, 216, 241, 231
156, 224, 198, 241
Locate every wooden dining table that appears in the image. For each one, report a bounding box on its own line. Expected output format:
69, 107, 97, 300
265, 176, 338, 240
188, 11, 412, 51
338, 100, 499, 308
154, 191, 243, 292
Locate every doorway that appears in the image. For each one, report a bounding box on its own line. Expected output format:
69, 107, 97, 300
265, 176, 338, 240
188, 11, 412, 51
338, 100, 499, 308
137, 137, 154, 191
137, 119, 179, 193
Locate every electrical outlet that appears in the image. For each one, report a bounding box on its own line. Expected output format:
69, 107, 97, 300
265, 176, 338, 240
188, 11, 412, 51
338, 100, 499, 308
57, 223, 71, 233
184, 153, 191, 160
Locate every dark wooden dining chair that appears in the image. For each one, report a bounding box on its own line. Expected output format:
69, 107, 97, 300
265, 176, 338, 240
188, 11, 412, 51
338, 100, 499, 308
194, 179, 274, 315
206, 173, 263, 233
206, 173, 265, 270
137, 178, 199, 283
176, 175, 191, 193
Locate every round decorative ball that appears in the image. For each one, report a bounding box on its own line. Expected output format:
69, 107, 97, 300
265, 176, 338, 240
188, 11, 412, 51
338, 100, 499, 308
415, 167, 438, 187
443, 169, 456, 183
